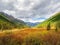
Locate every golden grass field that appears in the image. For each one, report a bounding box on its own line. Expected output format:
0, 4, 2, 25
0, 28, 60, 45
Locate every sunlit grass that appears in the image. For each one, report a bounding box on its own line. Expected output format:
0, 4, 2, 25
0, 28, 60, 45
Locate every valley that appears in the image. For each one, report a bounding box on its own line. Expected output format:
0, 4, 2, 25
0, 12, 60, 45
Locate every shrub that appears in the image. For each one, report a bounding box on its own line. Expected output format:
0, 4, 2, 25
47, 22, 51, 30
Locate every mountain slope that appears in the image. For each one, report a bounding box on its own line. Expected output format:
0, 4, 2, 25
36, 12, 60, 29
26, 22, 40, 27
0, 12, 28, 30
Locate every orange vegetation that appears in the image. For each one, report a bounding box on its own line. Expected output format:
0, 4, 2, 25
0, 28, 60, 45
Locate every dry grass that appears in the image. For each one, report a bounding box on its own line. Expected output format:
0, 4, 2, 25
0, 28, 60, 45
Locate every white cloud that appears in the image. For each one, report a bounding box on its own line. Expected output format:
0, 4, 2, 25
18, 18, 45, 23
0, 0, 60, 22
3, 10, 16, 17
1, 0, 9, 3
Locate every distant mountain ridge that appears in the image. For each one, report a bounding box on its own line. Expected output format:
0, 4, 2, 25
36, 12, 60, 30
0, 12, 28, 30
26, 22, 40, 27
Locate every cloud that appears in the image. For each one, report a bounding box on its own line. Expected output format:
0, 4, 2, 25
0, 0, 60, 22
18, 18, 45, 23
3, 10, 16, 17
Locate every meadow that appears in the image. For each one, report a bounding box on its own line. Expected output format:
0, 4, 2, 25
0, 28, 60, 45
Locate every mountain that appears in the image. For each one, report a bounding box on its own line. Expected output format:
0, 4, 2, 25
0, 12, 28, 30
36, 12, 60, 30
26, 22, 40, 27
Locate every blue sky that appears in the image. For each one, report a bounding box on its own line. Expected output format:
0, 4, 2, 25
0, 0, 60, 23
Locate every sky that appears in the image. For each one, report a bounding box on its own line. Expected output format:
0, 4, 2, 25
0, 0, 60, 23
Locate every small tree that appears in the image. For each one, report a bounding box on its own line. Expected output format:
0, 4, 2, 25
47, 22, 51, 30
1, 24, 3, 31
55, 25, 58, 32
55, 22, 60, 31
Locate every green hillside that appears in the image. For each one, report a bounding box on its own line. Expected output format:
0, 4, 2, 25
36, 12, 60, 30
0, 12, 28, 30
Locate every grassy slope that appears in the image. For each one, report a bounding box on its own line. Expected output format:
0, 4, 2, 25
0, 13, 28, 30
0, 14, 15, 29
35, 12, 60, 29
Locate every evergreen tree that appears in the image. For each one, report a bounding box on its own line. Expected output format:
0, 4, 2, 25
55, 21, 60, 31
47, 22, 51, 30
55, 25, 58, 32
